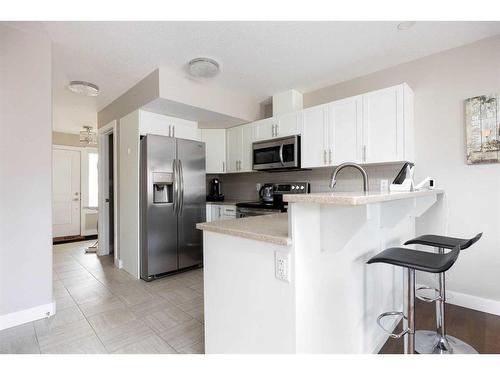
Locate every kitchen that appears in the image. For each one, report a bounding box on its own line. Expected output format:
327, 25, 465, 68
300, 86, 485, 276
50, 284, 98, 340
2, 17, 500, 365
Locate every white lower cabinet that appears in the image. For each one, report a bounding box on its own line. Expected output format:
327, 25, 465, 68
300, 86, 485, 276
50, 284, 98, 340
208, 204, 237, 221
201, 129, 226, 173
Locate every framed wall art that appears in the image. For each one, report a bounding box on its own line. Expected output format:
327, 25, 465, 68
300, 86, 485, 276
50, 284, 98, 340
465, 94, 500, 164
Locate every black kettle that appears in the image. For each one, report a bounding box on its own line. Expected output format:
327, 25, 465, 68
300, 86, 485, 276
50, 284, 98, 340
259, 183, 275, 203
207, 178, 224, 201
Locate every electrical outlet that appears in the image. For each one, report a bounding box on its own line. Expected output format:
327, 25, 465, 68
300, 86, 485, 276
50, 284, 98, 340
256, 183, 261, 191
275, 251, 290, 282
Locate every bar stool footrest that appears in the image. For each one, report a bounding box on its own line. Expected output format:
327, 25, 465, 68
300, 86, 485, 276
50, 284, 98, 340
377, 311, 409, 339
416, 286, 441, 302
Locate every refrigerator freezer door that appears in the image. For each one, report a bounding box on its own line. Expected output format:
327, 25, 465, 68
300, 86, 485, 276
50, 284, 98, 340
140, 135, 178, 280
176, 138, 206, 269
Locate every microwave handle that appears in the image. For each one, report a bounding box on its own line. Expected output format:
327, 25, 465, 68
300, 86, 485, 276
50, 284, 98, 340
279, 144, 284, 166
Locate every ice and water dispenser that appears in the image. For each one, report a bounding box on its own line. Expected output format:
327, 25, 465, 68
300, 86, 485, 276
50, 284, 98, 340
152, 172, 173, 203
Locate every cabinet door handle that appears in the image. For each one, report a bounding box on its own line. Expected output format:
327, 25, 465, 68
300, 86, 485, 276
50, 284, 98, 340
362, 145, 367, 162
172, 126, 175, 138
323, 150, 327, 164
222, 161, 225, 172
329, 149, 332, 164
271, 124, 275, 137
276, 123, 279, 137
168, 125, 171, 137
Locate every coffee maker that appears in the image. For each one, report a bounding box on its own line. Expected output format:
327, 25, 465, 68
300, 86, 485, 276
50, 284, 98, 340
207, 178, 224, 201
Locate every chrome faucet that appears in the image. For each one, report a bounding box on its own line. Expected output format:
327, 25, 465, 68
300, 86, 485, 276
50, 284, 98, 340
330, 162, 369, 191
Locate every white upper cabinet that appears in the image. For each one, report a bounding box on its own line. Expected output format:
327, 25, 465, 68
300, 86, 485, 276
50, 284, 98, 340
173, 121, 201, 141
301, 104, 330, 168
201, 129, 226, 174
362, 84, 408, 163
139, 110, 201, 141
240, 123, 254, 172
301, 83, 413, 168
275, 111, 302, 138
253, 112, 301, 141
224, 83, 414, 173
226, 126, 240, 173
252, 118, 274, 141
226, 123, 254, 173
330, 96, 363, 165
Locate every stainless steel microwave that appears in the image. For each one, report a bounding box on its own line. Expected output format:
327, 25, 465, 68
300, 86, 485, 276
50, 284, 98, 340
252, 135, 301, 171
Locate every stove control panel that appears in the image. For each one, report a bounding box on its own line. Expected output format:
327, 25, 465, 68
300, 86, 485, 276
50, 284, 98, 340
274, 182, 310, 194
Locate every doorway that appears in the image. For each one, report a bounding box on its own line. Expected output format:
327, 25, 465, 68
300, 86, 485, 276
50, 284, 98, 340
52, 147, 81, 239
98, 120, 118, 263
108, 133, 114, 254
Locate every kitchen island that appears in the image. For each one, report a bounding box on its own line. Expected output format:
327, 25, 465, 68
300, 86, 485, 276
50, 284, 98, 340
196, 189, 444, 353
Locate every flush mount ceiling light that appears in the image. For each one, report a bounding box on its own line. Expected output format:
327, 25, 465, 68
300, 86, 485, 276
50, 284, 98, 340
80, 126, 97, 146
68, 81, 100, 96
397, 21, 416, 31
188, 57, 220, 78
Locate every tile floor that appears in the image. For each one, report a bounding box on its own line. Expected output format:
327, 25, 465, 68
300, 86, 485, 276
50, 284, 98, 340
0, 240, 205, 354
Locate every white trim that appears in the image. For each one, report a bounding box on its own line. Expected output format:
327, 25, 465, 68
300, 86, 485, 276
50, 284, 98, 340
447, 289, 500, 316
114, 257, 123, 269
80, 147, 98, 236
52, 144, 84, 152
98, 121, 118, 261
416, 283, 500, 316
0, 301, 56, 331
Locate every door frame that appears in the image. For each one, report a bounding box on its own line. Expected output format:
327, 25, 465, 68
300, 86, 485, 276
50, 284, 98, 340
80, 147, 98, 236
52, 145, 83, 238
98, 120, 119, 263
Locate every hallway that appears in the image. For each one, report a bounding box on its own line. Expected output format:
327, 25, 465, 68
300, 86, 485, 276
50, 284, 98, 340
0, 241, 204, 354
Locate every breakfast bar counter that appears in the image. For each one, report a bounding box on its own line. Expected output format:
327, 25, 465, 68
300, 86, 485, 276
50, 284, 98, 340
198, 189, 444, 354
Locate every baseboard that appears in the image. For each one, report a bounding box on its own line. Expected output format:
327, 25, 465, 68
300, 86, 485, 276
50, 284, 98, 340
416, 283, 500, 316
114, 257, 123, 269
447, 289, 500, 316
0, 301, 56, 331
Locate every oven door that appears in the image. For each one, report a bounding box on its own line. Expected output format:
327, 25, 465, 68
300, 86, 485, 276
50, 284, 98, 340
236, 207, 282, 218
252, 135, 300, 171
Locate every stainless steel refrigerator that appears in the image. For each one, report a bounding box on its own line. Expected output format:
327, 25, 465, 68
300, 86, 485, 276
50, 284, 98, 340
140, 134, 206, 281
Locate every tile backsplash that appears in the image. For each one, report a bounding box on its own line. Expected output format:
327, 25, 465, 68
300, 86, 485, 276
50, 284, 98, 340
207, 162, 406, 201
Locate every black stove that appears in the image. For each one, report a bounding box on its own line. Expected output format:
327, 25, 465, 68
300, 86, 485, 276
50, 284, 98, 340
235, 182, 309, 218
236, 201, 286, 211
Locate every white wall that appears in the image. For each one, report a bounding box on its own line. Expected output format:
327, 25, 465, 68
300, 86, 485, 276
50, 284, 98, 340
118, 111, 140, 278
0, 25, 54, 328
304, 35, 500, 306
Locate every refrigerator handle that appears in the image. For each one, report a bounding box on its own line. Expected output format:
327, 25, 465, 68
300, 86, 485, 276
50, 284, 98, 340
179, 159, 184, 215
173, 159, 178, 214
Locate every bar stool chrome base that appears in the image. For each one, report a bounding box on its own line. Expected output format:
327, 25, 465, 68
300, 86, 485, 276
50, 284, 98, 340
415, 330, 478, 354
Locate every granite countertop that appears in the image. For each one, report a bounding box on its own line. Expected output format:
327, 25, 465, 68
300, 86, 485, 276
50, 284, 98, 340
196, 213, 290, 246
283, 189, 444, 205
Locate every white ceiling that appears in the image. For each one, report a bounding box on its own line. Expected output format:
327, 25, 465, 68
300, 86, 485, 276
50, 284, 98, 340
10, 21, 500, 133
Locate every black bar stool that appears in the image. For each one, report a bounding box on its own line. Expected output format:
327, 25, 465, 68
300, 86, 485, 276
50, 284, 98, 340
367, 245, 462, 354
404, 233, 482, 354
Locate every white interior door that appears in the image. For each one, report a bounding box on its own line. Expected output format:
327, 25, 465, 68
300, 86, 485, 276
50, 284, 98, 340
53, 148, 81, 237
